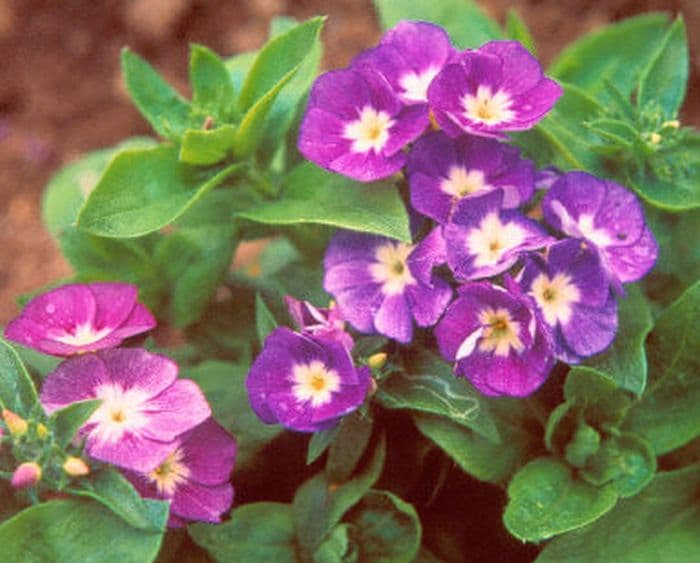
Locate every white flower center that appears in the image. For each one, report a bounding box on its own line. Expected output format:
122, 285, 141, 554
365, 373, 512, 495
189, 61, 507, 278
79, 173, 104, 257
344, 105, 395, 153
399, 66, 440, 103
52, 323, 112, 347
291, 360, 341, 408
466, 213, 525, 267
149, 447, 190, 496
369, 242, 416, 296
530, 272, 581, 326
478, 307, 524, 356
441, 166, 492, 198
89, 384, 150, 444
463, 86, 515, 125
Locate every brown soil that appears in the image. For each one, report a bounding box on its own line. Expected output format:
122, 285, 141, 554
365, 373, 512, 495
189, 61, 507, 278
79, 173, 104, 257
0, 0, 697, 324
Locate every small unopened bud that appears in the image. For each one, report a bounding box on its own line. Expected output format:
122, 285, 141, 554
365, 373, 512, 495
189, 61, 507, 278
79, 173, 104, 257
367, 352, 388, 370
36, 423, 49, 439
11, 462, 42, 489
2, 409, 28, 436
662, 119, 680, 129
649, 132, 662, 145
63, 456, 90, 477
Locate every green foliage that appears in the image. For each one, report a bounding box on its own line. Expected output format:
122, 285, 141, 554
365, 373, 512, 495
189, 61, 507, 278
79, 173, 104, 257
179, 126, 237, 166
50, 399, 101, 448
254, 293, 278, 346
325, 410, 374, 483
189, 44, 237, 123
505, 10, 535, 54
0, 338, 39, 418
0, 499, 167, 563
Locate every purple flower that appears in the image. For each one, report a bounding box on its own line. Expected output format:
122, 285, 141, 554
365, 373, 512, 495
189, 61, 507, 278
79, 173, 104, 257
519, 239, 618, 363
435, 280, 554, 397
40, 349, 211, 472
407, 131, 535, 223
298, 67, 428, 181
284, 296, 354, 351
323, 231, 452, 343
5, 282, 156, 356
124, 418, 236, 527
542, 172, 658, 288
443, 190, 552, 280
353, 21, 454, 106
428, 40, 562, 138
246, 328, 370, 433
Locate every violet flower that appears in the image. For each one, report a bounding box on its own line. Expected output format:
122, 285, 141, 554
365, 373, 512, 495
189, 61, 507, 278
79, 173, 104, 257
124, 418, 236, 527
542, 171, 658, 288
284, 296, 354, 351
428, 40, 562, 138
323, 230, 452, 343
353, 21, 454, 107
435, 280, 554, 397
5, 282, 155, 356
443, 190, 552, 280
519, 238, 618, 363
246, 328, 370, 433
40, 349, 211, 472
407, 131, 535, 223
298, 67, 428, 182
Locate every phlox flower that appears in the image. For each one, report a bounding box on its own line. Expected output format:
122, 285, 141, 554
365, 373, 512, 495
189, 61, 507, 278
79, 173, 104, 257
124, 418, 236, 527
542, 171, 658, 288
5, 282, 155, 356
407, 131, 535, 223
435, 280, 554, 397
284, 296, 354, 351
428, 40, 562, 138
519, 238, 618, 363
40, 349, 211, 472
246, 328, 370, 433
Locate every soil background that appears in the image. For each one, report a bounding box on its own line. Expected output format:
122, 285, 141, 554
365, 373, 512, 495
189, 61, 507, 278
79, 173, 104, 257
0, 0, 698, 324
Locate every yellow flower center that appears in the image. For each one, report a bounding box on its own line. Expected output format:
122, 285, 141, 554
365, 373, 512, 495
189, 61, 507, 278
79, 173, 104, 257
369, 242, 416, 296
466, 213, 526, 268
478, 307, 524, 356
441, 166, 492, 198
149, 448, 190, 496
530, 272, 580, 325
292, 360, 341, 407
463, 86, 515, 125
344, 106, 395, 153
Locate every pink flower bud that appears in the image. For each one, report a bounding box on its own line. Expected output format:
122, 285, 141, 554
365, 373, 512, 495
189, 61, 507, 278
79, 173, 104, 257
63, 456, 90, 477
2, 409, 28, 436
11, 462, 42, 489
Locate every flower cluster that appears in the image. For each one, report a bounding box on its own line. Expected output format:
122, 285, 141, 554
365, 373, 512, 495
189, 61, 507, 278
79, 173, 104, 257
4, 283, 236, 526
292, 21, 659, 399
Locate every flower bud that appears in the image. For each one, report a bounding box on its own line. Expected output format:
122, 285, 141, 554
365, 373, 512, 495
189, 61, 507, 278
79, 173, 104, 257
367, 352, 388, 370
11, 462, 42, 489
649, 132, 662, 145
36, 423, 49, 439
662, 119, 680, 129
2, 409, 28, 436
63, 456, 90, 477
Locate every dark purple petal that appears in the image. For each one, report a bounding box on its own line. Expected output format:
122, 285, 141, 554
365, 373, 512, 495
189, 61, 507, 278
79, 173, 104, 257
179, 419, 236, 486
602, 226, 658, 284
406, 277, 452, 327
560, 294, 618, 360
40, 354, 110, 412
374, 293, 413, 343
86, 430, 176, 473
99, 348, 179, 398
171, 481, 234, 524
407, 227, 447, 286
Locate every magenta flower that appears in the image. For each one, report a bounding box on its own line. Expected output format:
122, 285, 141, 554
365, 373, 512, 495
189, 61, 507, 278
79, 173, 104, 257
519, 238, 618, 363
353, 21, 454, 106
284, 296, 354, 351
246, 328, 370, 433
323, 230, 452, 343
435, 280, 554, 397
5, 282, 155, 356
428, 40, 562, 138
124, 418, 236, 527
407, 131, 535, 223
443, 190, 552, 280
40, 349, 211, 472
542, 172, 658, 288
298, 67, 428, 181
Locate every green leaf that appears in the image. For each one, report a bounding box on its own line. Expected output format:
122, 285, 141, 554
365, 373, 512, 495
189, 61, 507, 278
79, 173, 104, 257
548, 14, 671, 101
238, 163, 410, 242
0, 338, 39, 417
313, 524, 354, 563
182, 361, 282, 469
564, 423, 601, 469
254, 293, 278, 346
50, 399, 101, 448
584, 286, 653, 396
189, 44, 236, 122
538, 465, 700, 562
346, 490, 421, 563
293, 434, 386, 556
503, 457, 619, 542
42, 138, 157, 237
374, 0, 502, 48
70, 467, 170, 531
190, 502, 297, 562
121, 49, 191, 141
179, 125, 237, 166
377, 351, 499, 441
505, 10, 535, 55
564, 367, 632, 427
326, 410, 374, 483
637, 17, 688, 118
624, 280, 700, 454
77, 145, 242, 238
0, 499, 167, 562
307, 425, 341, 465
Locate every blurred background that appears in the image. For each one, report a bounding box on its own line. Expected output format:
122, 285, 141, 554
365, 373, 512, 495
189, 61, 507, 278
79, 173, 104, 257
0, 0, 697, 324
